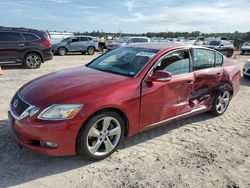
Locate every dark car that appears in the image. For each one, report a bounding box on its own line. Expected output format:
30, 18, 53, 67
0, 27, 53, 69
52, 36, 99, 56
9, 44, 240, 160
203, 40, 234, 57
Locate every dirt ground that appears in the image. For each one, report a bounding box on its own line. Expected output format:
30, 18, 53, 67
0, 53, 250, 188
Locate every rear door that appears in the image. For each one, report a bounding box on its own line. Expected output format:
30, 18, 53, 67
0, 31, 24, 63
191, 48, 223, 106
140, 49, 194, 129
79, 37, 89, 51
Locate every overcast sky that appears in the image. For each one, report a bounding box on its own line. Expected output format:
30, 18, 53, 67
0, 0, 249, 33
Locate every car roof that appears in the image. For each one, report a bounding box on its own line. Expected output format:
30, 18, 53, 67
0, 26, 43, 34
127, 42, 209, 51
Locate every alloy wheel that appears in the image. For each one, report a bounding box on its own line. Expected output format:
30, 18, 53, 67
216, 91, 230, 114
86, 116, 121, 156
26, 55, 41, 69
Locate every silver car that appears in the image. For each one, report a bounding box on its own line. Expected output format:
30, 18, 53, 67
240, 41, 250, 55
52, 35, 99, 55
107, 37, 150, 51
243, 59, 250, 78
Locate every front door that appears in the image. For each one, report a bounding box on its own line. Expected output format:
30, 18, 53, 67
67, 37, 80, 52
140, 49, 194, 129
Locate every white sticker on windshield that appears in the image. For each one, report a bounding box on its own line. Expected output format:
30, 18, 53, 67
136, 52, 156, 58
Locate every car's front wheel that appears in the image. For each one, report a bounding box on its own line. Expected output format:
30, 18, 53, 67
226, 49, 234, 57
57, 47, 67, 56
77, 111, 124, 160
210, 86, 231, 116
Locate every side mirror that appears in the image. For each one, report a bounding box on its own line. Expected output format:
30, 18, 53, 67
67, 40, 71, 44
146, 70, 172, 82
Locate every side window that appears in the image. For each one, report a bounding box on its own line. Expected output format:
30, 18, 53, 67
193, 49, 215, 71
0, 32, 23, 42
141, 38, 148, 42
129, 38, 136, 43
154, 50, 190, 76
80, 37, 88, 41
23, 33, 39, 41
215, 52, 223, 67
71, 37, 79, 43
87, 37, 93, 41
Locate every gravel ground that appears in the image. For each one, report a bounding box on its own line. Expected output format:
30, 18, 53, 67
0, 53, 249, 188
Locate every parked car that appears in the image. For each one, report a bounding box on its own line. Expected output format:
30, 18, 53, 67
243, 59, 250, 78
0, 27, 53, 69
240, 41, 250, 55
203, 40, 234, 57
107, 37, 150, 51
52, 35, 99, 55
9, 44, 240, 160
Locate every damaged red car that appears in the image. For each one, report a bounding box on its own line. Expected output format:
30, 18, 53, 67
9, 44, 240, 160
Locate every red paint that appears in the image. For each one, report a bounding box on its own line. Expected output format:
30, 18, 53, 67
10, 45, 240, 156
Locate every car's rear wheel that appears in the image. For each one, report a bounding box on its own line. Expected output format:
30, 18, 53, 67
210, 86, 231, 116
77, 111, 124, 160
24, 53, 42, 69
87, 46, 95, 55
57, 47, 67, 56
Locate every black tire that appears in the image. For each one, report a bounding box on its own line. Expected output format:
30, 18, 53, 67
87, 46, 95, 55
226, 49, 234, 58
57, 47, 67, 56
98, 43, 105, 52
77, 111, 125, 161
209, 84, 232, 116
24, 53, 42, 69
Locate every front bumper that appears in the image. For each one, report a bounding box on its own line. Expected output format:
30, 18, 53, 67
8, 111, 81, 156
243, 65, 250, 76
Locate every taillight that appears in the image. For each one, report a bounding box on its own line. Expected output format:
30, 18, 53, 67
43, 40, 51, 47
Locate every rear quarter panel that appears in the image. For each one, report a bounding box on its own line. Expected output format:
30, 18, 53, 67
222, 58, 241, 96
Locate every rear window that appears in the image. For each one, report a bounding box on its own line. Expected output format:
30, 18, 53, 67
215, 52, 223, 67
0, 32, 23, 42
193, 49, 215, 70
23, 33, 40, 41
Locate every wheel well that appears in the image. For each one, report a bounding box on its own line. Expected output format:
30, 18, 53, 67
88, 46, 96, 50
23, 51, 43, 63
57, 46, 68, 53
81, 108, 129, 137
218, 82, 234, 98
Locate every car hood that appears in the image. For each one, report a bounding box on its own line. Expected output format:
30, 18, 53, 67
241, 46, 250, 50
19, 66, 129, 107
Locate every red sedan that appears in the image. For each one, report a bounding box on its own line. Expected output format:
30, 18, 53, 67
9, 44, 240, 160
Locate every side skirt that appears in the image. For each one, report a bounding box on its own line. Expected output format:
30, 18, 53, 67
141, 105, 208, 132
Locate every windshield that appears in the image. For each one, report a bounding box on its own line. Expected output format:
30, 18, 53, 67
60, 37, 70, 42
208, 40, 221, 46
87, 47, 159, 77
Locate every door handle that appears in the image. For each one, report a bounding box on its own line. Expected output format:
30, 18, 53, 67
18, 43, 25, 46
184, 80, 194, 85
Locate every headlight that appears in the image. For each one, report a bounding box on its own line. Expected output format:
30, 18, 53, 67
38, 104, 83, 120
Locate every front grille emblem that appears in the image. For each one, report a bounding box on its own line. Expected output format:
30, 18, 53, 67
13, 99, 19, 108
